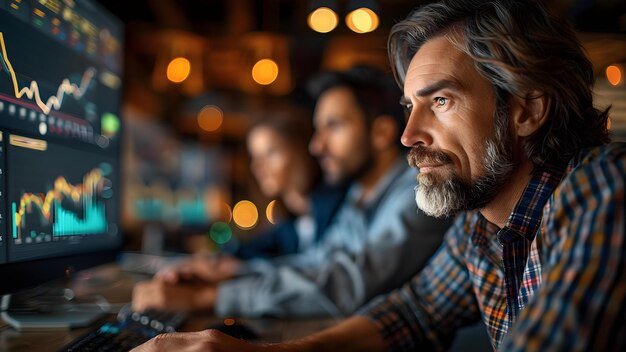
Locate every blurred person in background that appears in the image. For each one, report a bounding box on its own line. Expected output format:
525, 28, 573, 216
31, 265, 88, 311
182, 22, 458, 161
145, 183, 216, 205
132, 65, 451, 318
168, 110, 347, 284
216, 112, 347, 263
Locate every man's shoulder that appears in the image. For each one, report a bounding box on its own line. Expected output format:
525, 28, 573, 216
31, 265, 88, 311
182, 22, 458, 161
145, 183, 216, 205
554, 142, 626, 208
365, 161, 416, 204
377, 164, 418, 209
575, 142, 626, 167
541, 142, 626, 266
562, 142, 626, 181
390, 162, 418, 189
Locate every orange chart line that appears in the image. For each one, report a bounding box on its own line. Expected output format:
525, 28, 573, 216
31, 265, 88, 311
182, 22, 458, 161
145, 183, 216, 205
0, 31, 96, 115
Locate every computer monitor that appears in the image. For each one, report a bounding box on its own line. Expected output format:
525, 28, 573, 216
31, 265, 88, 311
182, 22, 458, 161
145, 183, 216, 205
0, 0, 123, 327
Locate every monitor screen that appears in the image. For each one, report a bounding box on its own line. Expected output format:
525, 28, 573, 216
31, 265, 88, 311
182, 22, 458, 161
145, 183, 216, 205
0, 0, 123, 294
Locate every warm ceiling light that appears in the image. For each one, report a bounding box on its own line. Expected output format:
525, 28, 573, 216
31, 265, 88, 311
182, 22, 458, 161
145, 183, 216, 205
166, 57, 191, 83
197, 105, 223, 132
346, 7, 379, 33
606, 65, 623, 86
232, 200, 258, 229
266, 200, 277, 224
252, 58, 279, 85
308, 7, 338, 33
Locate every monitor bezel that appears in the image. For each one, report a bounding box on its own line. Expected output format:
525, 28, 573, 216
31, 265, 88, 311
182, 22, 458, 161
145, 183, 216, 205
0, 249, 120, 295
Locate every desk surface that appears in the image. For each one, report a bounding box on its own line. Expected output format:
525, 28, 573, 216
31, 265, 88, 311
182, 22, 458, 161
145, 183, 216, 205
0, 263, 339, 352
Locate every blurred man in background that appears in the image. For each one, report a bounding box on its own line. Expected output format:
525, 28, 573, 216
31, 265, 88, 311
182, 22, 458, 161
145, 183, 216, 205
132, 65, 451, 317
223, 111, 345, 259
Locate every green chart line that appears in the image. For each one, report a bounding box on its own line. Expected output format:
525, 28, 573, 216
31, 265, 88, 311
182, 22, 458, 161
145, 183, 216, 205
12, 201, 17, 239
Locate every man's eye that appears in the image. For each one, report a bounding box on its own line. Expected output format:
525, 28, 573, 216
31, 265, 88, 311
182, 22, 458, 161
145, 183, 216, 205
434, 97, 448, 108
402, 104, 413, 119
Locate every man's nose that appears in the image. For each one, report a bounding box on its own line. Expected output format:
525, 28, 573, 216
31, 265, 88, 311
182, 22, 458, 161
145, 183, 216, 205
401, 107, 433, 148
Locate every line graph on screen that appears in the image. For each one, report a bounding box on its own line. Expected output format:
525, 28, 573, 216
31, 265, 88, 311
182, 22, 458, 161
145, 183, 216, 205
0, 32, 96, 115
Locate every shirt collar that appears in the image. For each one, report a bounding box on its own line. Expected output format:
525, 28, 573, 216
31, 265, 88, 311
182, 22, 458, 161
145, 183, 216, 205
497, 160, 568, 244
345, 157, 409, 211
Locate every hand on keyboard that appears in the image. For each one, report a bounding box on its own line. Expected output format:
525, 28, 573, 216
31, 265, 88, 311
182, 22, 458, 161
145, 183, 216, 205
59, 304, 187, 352
206, 318, 259, 340
130, 329, 262, 352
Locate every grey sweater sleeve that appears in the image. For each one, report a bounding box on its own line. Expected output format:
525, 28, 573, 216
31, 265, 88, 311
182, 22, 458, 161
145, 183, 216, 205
216, 168, 451, 318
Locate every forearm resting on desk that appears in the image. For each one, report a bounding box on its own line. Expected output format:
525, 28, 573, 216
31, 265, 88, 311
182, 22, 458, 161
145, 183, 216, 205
274, 316, 386, 352
131, 316, 386, 352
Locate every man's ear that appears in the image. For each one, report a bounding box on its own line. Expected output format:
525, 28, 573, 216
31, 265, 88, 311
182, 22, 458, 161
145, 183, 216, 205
510, 91, 551, 137
371, 115, 398, 151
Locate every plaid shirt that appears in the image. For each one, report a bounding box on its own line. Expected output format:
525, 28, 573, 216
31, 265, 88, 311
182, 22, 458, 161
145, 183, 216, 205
359, 142, 626, 351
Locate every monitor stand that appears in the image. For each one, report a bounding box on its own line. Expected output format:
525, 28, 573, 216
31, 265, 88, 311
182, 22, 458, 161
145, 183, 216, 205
1, 286, 108, 330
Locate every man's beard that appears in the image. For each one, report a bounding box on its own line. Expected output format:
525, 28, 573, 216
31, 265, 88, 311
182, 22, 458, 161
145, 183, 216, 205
322, 139, 374, 186
408, 107, 515, 218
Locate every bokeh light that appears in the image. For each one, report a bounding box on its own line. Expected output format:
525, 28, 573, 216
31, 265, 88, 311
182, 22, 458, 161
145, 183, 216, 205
307, 7, 338, 33
266, 200, 277, 224
209, 222, 232, 244
101, 112, 120, 137
166, 57, 191, 83
346, 8, 379, 34
606, 65, 622, 86
197, 105, 224, 132
251, 59, 279, 85
232, 200, 258, 229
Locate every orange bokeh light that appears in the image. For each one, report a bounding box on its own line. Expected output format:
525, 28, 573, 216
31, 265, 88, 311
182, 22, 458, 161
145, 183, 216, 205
308, 7, 338, 33
251, 59, 279, 85
197, 105, 224, 132
606, 65, 622, 86
166, 57, 191, 83
232, 200, 258, 229
346, 8, 379, 34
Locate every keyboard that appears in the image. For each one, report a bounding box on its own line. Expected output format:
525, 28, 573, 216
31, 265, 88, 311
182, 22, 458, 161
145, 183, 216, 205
58, 305, 187, 352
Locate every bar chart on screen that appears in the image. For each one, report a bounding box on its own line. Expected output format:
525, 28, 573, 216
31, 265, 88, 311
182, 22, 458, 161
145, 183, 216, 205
6, 134, 117, 261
